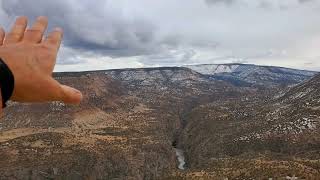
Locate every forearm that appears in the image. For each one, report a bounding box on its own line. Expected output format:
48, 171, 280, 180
0, 88, 3, 115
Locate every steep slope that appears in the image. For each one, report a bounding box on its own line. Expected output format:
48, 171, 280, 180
184, 64, 317, 87
178, 73, 320, 179
260, 73, 320, 142
276, 73, 320, 105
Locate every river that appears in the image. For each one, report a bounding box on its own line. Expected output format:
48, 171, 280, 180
174, 148, 186, 170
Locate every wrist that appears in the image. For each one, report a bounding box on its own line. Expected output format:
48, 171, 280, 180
0, 57, 15, 107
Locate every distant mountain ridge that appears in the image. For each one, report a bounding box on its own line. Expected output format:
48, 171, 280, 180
65, 63, 317, 88
183, 63, 316, 75
183, 63, 318, 87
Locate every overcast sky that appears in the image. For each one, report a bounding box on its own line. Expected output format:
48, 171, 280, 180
1, 0, 320, 71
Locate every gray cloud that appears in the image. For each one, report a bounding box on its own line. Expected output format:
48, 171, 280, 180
205, 0, 235, 5
1, 0, 161, 58
139, 48, 197, 66
299, 0, 314, 3
206, 0, 318, 8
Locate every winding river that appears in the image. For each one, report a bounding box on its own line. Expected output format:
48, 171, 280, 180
174, 148, 186, 170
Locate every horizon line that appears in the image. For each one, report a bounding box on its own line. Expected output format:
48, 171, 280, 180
53, 63, 319, 74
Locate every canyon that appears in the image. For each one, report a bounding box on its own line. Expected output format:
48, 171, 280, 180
0, 64, 319, 179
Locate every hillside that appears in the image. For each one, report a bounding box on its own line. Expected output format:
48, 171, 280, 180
178, 72, 320, 179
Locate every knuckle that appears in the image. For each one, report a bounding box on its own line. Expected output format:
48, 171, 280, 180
40, 44, 51, 51
47, 38, 59, 45
13, 24, 26, 32
38, 20, 48, 27
24, 29, 42, 40
17, 16, 28, 22
40, 44, 55, 53
26, 29, 42, 34
15, 17, 27, 26
52, 31, 62, 38
23, 29, 45, 42
25, 29, 43, 38
8, 32, 21, 40
0, 27, 4, 35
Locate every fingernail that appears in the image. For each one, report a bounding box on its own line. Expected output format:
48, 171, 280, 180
62, 86, 83, 104
70, 88, 83, 100
75, 89, 83, 96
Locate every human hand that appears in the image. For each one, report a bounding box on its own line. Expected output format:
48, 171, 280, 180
0, 16, 82, 104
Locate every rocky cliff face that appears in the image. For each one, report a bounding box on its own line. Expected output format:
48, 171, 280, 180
0, 66, 318, 179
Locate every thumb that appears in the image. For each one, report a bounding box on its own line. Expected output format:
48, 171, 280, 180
60, 85, 83, 104
0, 27, 5, 45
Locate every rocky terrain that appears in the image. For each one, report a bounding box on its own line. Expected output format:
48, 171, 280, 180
0, 64, 319, 179
177, 73, 320, 179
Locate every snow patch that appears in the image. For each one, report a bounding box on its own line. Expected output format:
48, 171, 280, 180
183, 64, 239, 75
51, 102, 65, 111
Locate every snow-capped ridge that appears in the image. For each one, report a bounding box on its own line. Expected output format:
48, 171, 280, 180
183, 63, 317, 87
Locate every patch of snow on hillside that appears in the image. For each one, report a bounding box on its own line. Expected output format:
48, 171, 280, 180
234, 132, 263, 142
184, 64, 239, 75
234, 117, 318, 142
269, 117, 317, 135
51, 101, 65, 111
183, 64, 218, 75
291, 88, 313, 100
215, 65, 239, 73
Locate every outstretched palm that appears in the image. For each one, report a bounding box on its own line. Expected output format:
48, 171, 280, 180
0, 16, 82, 104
